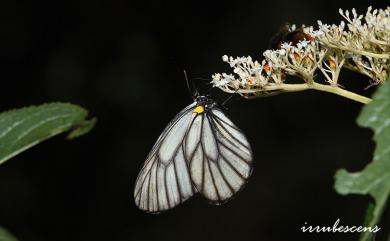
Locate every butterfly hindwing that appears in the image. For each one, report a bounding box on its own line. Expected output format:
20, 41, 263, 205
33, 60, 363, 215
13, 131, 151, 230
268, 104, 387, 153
185, 107, 253, 203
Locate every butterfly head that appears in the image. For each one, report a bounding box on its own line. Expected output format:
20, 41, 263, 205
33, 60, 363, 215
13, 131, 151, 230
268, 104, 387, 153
193, 95, 216, 114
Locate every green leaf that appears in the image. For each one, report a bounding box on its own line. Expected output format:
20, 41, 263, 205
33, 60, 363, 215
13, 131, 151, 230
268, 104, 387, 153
0, 226, 19, 241
334, 78, 390, 241
0, 103, 96, 165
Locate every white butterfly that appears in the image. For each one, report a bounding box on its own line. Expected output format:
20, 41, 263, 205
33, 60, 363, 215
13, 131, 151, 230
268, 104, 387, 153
134, 95, 253, 213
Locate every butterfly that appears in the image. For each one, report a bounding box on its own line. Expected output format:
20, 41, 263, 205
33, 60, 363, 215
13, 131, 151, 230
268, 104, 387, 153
134, 92, 253, 213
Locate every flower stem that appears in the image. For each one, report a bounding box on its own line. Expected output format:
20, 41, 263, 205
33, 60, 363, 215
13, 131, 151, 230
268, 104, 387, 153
322, 42, 390, 59
231, 83, 372, 104
310, 83, 372, 104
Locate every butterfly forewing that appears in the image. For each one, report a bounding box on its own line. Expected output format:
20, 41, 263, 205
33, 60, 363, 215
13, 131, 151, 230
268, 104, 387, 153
134, 103, 196, 213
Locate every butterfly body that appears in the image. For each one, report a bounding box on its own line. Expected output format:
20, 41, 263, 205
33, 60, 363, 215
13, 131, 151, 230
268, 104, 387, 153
134, 95, 253, 213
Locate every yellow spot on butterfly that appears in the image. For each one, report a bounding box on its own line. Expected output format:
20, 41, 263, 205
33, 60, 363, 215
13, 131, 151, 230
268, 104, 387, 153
193, 105, 205, 114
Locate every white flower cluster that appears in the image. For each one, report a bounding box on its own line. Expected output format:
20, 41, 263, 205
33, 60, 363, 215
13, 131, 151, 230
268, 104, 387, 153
211, 55, 278, 95
263, 40, 326, 83
316, 7, 390, 84
212, 6, 390, 98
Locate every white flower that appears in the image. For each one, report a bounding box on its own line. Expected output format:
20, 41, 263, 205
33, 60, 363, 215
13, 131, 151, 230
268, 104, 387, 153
222, 55, 229, 62
280, 42, 293, 50
297, 40, 309, 48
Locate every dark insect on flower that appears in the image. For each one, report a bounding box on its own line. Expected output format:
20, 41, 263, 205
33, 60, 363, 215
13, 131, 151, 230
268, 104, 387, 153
269, 23, 314, 49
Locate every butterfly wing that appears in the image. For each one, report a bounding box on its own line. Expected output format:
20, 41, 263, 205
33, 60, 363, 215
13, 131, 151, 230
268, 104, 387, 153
134, 103, 197, 213
185, 107, 253, 203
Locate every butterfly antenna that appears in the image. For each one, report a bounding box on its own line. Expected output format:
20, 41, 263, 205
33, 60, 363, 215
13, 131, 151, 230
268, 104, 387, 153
221, 90, 239, 108
192, 77, 212, 81
183, 70, 199, 99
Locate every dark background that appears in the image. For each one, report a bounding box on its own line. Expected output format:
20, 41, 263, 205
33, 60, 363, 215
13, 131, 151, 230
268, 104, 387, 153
0, 1, 389, 241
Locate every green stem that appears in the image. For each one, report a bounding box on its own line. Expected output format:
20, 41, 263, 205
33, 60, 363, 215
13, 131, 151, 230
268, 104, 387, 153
310, 83, 372, 104
359, 194, 388, 241
323, 42, 390, 59
234, 83, 372, 104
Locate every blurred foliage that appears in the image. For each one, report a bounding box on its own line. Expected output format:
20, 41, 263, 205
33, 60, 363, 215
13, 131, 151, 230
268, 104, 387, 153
0, 226, 19, 241
335, 71, 390, 241
0, 103, 96, 165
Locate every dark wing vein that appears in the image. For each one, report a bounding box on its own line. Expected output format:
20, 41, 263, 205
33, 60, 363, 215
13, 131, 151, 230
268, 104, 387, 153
134, 103, 198, 213
189, 107, 253, 203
